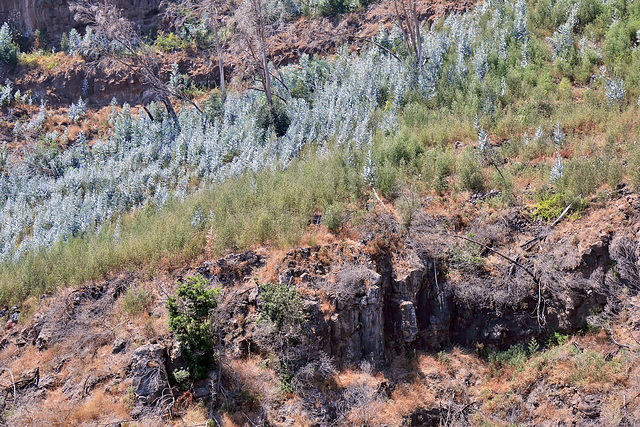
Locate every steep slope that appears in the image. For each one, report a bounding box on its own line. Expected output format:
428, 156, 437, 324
2, 198, 640, 425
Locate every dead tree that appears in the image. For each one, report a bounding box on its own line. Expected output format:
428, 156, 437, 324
70, 0, 201, 129
164, 0, 228, 97
235, 0, 280, 107
394, 0, 426, 66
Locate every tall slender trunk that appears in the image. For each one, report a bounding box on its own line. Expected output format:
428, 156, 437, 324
412, 0, 422, 64
261, 44, 272, 107
214, 28, 225, 98
162, 97, 181, 131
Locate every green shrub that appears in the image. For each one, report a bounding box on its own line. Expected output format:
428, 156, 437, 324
167, 275, 219, 379
323, 202, 344, 233
604, 19, 640, 65
577, 0, 609, 30
375, 161, 401, 198
449, 241, 485, 274
381, 133, 424, 170
0, 23, 18, 65
421, 147, 454, 195
122, 287, 154, 316
257, 282, 304, 331
290, 78, 311, 104
492, 168, 515, 204
320, 0, 351, 16
257, 281, 305, 392
488, 344, 528, 373
397, 190, 420, 230
533, 191, 567, 222
547, 331, 569, 347
60, 32, 69, 53
154, 31, 182, 52
629, 142, 640, 188
172, 368, 191, 390
256, 101, 290, 137
457, 147, 485, 193
560, 156, 615, 200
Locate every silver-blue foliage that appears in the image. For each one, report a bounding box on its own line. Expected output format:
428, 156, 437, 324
0, 0, 539, 262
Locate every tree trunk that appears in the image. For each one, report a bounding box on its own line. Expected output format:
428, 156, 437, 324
261, 45, 272, 107
214, 27, 225, 98
162, 97, 181, 131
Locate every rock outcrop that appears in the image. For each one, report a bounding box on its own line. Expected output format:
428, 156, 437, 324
213, 227, 626, 370
129, 343, 172, 417
0, 0, 163, 37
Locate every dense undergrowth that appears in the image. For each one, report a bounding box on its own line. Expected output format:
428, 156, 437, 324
3, 0, 640, 304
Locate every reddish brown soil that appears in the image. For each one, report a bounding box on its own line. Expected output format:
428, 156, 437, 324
2, 0, 475, 108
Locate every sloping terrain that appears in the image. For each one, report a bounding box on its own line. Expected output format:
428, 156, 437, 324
1, 0, 474, 109
2, 0, 640, 424
2, 195, 640, 425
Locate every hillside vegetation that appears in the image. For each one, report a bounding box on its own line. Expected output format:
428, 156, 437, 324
2, 0, 640, 424
0, 0, 638, 305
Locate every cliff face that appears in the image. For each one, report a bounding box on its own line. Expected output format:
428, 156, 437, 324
0, 0, 163, 36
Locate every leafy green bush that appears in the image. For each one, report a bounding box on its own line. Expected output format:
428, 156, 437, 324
547, 331, 569, 346
533, 191, 567, 222
604, 18, 640, 66
167, 275, 219, 379
154, 31, 182, 52
204, 90, 225, 123
257, 281, 305, 392
559, 155, 618, 201
320, 0, 351, 16
60, 32, 69, 53
258, 282, 304, 331
457, 147, 485, 193
172, 368, 191, 390
421, 147, 454, 195
256, 101, 291, 137
380, 133, 424, 170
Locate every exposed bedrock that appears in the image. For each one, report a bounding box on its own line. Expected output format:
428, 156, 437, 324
0, 0, 162, 36
214, 231, 630, 369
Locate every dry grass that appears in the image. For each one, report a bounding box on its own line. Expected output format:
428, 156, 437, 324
377, 380, 433, 426
18, 51, 83, 72
67, 390, 129, 425
252, 248, 285, 285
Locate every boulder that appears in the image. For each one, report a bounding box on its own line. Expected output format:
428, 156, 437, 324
129, 344, 172, 408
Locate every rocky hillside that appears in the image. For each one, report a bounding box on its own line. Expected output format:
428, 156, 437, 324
1, 0, 474, 109
0, 0, 163, 37
2, 197, 640, 425
2, 0, 640, 424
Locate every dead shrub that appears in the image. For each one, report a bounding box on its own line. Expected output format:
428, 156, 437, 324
329, 263, 379, 302
337, 361, 386, 426
609, 235, 640, 289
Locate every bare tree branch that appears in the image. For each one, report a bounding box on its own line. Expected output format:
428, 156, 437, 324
164, 0, 229, 97
394, 0, 428, 64
235, 0, 289, 107
70, 0, 204, 129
